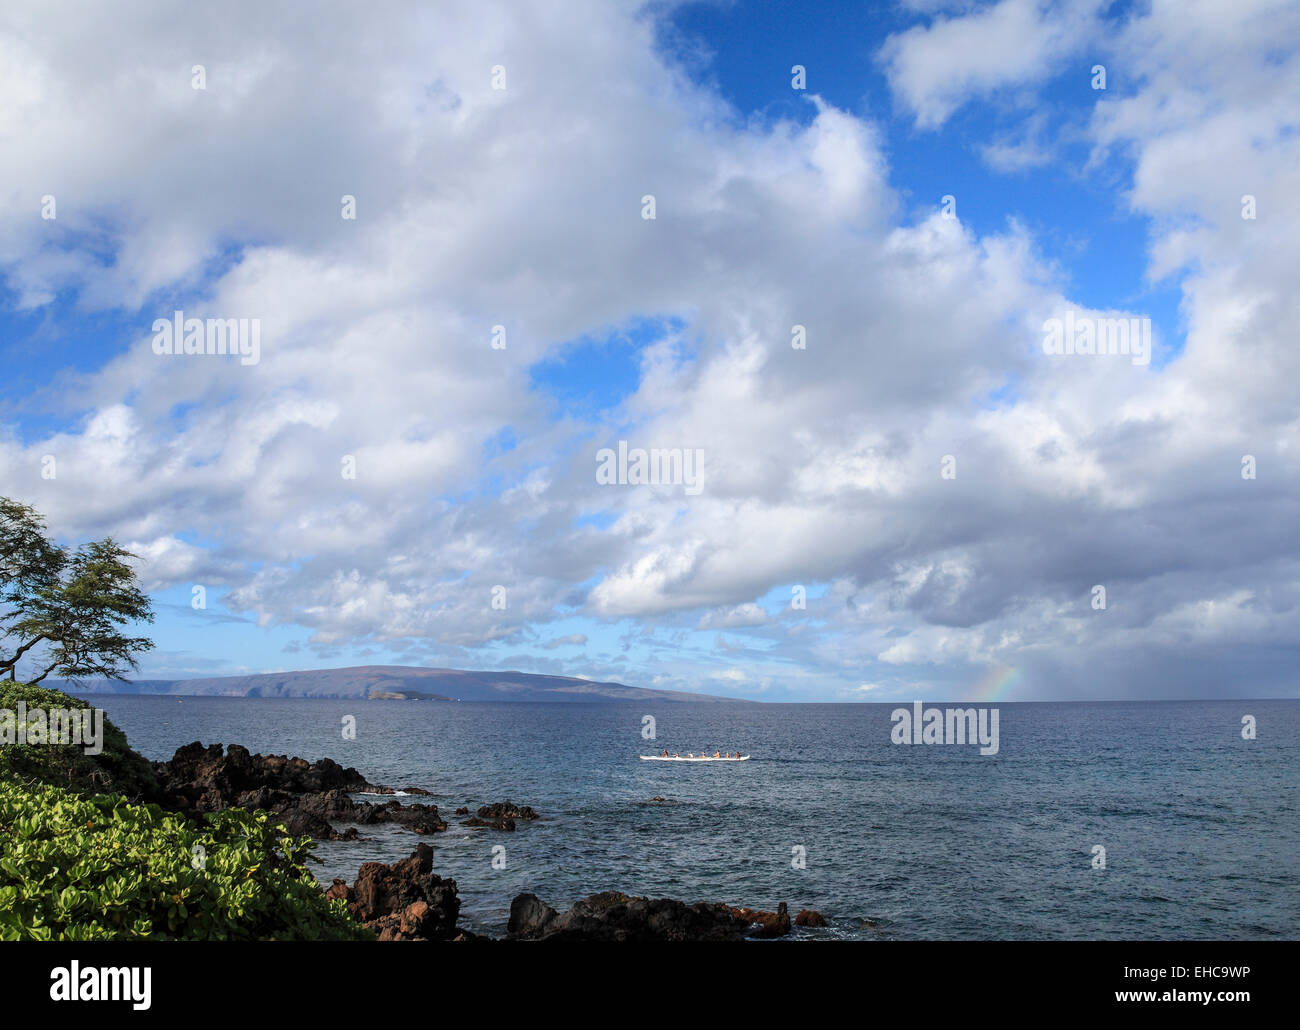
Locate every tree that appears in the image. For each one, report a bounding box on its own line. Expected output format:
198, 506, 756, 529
0, 497, 65, 602
0, 498, 154, 683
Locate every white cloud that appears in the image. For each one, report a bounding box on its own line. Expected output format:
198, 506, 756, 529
697, 603, 771, 630
879, 0, 1107, 129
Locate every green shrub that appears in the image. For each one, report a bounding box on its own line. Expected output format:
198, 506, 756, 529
0, 681, 161, 799
0, 779, 372, 940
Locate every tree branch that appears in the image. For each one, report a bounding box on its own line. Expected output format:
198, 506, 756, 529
0, 633, 49, 674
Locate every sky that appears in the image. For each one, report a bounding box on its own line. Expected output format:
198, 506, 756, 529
1, 0, 1298, 701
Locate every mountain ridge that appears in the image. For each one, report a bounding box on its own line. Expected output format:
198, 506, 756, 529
51, 665, 753, 703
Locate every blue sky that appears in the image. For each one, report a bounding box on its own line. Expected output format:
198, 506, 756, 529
2, 0, 1297, 700
664, 0, 1185, 350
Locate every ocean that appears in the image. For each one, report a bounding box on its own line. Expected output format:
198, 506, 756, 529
83, 695, 1300, 940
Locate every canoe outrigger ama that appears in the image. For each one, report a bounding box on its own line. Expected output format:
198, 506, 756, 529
640, 750, 750, 762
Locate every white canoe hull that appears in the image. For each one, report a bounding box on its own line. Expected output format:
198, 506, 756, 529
640, 755, 750, 762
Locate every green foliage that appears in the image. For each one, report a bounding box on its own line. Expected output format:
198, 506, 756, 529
0, 682, 370, 940
0, 681, 161, 799
0, 498, 64, 607
0, 779, 372, 941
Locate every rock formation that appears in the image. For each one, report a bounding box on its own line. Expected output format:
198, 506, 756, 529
152, 742, 447, 838
325, 844, 465, 941
507, 891, 798, 941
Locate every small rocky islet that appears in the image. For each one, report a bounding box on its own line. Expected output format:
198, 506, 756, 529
149, 741, 826, 941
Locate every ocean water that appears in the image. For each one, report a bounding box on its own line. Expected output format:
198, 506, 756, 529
82, 696, 1300, 940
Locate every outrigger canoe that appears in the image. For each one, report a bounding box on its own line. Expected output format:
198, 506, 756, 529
640, 754, 750, 762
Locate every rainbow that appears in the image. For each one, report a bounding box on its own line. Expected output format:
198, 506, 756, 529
968, 664, 1023, 703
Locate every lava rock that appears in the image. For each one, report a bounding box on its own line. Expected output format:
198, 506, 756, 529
152, 743, 446, 837
328, 843, 462, 941
461, 815, 516, 831
724, 901, 793, 939
507, 891, 755, 941
155, 742, 373, 806
477, 801, 539, 821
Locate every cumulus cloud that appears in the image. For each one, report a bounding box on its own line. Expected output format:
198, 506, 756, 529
878, 0, 1107, 129
541, 633, 589, 649
697, 603, 771, 630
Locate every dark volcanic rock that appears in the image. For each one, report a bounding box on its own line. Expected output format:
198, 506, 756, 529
508, 894, 558, 936
295, 790, 447, 833
477, 801, 539, 821
461, 815, 516, 831
752, 902, 792, 938
328, 843, 462, 941
272, 805, 359, 841
152, 742, 446, 837
460, 800, 540, 830
794, 908, 827, 928
726, 901, 793, 939
155, 742, 373, 805
507, 891, 755, 942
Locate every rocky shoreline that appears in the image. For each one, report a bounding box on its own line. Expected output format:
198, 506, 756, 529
153, 741, 451, 840
150, 741, 825, 941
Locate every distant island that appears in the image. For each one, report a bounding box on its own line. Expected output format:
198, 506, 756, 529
367, 689, 455, 701
51, 665, 752, 703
